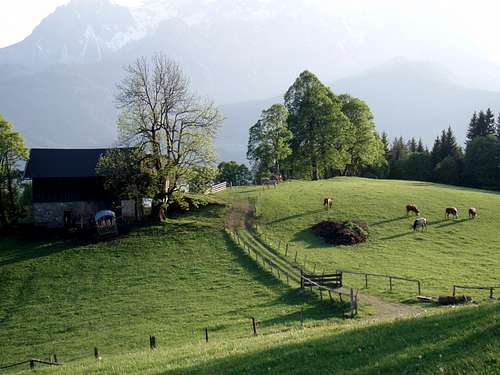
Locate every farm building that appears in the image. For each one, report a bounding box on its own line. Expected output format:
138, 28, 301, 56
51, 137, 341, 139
24, 148, 142, 229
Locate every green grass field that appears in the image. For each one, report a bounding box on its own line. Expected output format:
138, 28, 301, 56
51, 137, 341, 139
0, 204, 338, 370
14, 303, 500, 374
224, 178, 500, 300
1, 177, 499, 374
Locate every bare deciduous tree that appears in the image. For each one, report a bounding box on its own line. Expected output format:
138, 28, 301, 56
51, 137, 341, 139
115, 54, 222, 218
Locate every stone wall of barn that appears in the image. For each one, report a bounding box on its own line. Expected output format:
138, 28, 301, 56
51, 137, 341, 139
33, 201, 104, 228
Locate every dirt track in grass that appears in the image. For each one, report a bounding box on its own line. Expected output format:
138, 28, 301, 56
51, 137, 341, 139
226, 198, 424, 323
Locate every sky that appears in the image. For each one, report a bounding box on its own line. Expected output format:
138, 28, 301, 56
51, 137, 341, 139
0, 0, 142, 47
1, 0, 500, 65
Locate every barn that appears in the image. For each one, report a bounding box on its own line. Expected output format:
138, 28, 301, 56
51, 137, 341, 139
24, 148, 120, 229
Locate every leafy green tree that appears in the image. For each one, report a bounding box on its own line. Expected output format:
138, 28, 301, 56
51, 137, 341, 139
380, 132, 390, 159
188, 166, 218, 193
338, 94, 384, 176
284, 71, 352, 180
464, 136, 500, 189
115, 55, 221, 219
402, 152, 432, 181
217, 161, 252, 186
97, 148, 155, 202
434, 156, 461, 185
247, 104, 292, 177
0, 115, 28, 227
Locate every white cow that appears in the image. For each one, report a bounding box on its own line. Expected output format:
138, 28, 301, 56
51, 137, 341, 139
413, 217, 427, 231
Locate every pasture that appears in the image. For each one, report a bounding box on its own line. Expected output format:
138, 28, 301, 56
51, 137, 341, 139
12, 303, 500, 374
0, 204, 338, 369
225, 178, 500, 300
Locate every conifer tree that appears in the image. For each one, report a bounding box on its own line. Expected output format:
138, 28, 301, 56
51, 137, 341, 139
416, 138, 425, 153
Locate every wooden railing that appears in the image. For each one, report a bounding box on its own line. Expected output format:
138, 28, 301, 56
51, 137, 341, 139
453, 285, 500, 299
206, 182, 227, 194
336, 269, 422, 295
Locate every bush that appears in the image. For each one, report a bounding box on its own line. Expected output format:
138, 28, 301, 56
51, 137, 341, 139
312, 220, 368, 245
168, 192, 215, 213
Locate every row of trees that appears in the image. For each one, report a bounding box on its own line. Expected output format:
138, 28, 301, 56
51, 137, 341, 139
379, 109, 500, 189
247, 71, 385, 181
245, 70, 499, 190
0, 115, 28, 228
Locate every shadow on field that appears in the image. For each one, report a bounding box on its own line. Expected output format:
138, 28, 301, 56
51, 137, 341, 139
222, 235, 346, 322
159, 304, 499, 375
0, 239, 74, 267
435, 218, 469, 228
267, 209, 324, 225
370, 215, 407, 226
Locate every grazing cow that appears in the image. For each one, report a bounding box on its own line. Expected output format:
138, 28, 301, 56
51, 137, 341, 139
323, 197, 333, 209
413, 217, 427, 231
468, 207, 477, 219
261, 178, 277, 189
406, 204, 420, 216
445, 207, 458, 219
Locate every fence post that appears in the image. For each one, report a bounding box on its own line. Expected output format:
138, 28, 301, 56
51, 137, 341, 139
30, 360, 35, 369
365, 274, 368, 289
205, 328, 209, 343
94, 347, 100, 360
350, 288, 355, 318
453, 285, 456, 297
53, 354, 58, 364
294, 251, 298, 263
285, 243, 289, 257
389, 277, 393, 292
417, 281, 421, 295
490, 288, 494, 299
252, 317, 257, 336
149, 336, 157, 350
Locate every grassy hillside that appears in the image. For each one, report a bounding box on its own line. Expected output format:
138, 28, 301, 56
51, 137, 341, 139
16, 303, 500, 374
0, 204, 338, 368
224, 178, 500, 300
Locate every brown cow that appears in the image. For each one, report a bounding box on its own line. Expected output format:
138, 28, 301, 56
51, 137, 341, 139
445, 207, 458, 219
468, 207, 477, 219
406, 204, 420, 216
323, 197, 333, 209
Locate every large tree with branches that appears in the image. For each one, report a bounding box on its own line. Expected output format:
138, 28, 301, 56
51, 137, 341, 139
111, 55, 222, 218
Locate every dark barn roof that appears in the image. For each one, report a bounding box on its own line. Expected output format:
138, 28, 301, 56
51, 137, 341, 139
24, 148, 108, 179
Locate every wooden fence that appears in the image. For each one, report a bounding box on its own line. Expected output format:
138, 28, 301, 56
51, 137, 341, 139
230, 230, 358, 317
0, 358, 62, 371
453, 285, 500, 299
206, 182, 227, 194
336, 269, 422, 295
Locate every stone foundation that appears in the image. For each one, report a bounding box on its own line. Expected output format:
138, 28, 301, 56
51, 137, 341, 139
33, 201, 107, 229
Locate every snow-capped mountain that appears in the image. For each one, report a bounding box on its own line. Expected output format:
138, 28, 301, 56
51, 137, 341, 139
0, 0, 138, 67
1, 0, 500, 162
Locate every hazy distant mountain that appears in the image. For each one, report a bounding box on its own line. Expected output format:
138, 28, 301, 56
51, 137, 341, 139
219, 59, 500, 162
1, 0, 500, 163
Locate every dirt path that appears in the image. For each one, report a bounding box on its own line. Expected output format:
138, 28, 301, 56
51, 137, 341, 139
226, 199, 423, 323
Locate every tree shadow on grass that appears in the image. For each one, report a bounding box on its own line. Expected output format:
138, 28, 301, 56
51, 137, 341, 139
434, 218, 469, 229
157, 304, 499, 375
267, 209, 324, 225
370, 215, 408, 226
0, 238, 75, 267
